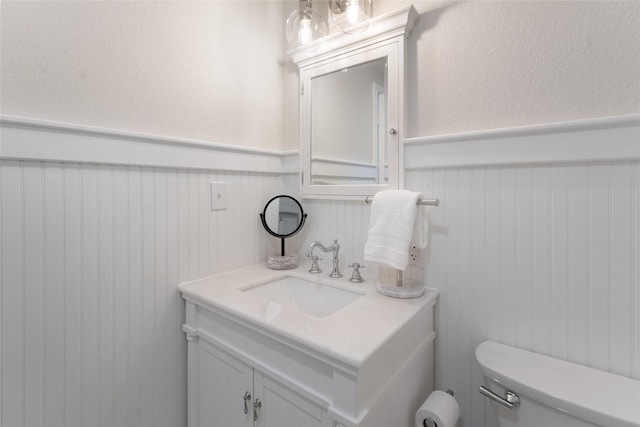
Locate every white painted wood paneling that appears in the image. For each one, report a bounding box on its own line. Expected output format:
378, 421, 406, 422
403, 161, 640, 427
296, 197, 372, 278
2, 115, 638, 427
23, 161, 45, 427
0, 159, 284, 427
2, 161, 23, 427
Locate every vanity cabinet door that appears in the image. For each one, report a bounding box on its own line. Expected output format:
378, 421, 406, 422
194, 338, 330, 427
253, 371, 329, 427
198, 340, 253, 427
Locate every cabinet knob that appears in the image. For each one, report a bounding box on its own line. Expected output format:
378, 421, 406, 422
253, 398, 262, 421
388, 128, 397, 135
242, 392, 251, 414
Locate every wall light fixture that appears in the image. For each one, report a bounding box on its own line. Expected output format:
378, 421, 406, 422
285, 0, 328, 49
330, 0, 373, 34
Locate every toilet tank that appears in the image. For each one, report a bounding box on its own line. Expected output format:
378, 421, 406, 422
475, 341, 640, 427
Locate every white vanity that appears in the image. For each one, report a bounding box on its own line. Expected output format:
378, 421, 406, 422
179, 264, 436, 427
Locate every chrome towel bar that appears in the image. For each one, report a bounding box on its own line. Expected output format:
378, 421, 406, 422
364, 196, 440, 206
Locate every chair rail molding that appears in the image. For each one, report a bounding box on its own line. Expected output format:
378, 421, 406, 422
404, 114, 640, 170
2, 114, 638, 173
0, 115, 288, 173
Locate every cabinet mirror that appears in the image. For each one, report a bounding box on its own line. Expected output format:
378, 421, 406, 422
310, 57, 388, 187
290, 7, 417, 199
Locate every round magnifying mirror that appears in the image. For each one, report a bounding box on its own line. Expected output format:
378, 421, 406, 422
259, 195, 307, 269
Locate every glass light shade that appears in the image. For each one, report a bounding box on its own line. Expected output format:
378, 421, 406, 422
330, 0, 372, 34
286, 0, 328, 49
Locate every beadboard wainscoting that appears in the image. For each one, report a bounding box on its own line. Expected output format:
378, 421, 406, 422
298, 116, 640, 427
281, 172, 376, 278
403, 116, 640, 427
1, 115, 638, 427
0, 118, 288, 427
407, 161, 639, 427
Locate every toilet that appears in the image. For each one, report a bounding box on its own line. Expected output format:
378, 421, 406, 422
476, 341, 640, 427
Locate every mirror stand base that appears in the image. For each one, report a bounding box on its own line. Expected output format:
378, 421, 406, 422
267, 253, 299, 270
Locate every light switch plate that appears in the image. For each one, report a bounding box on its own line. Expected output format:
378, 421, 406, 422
210, 181, 227, 211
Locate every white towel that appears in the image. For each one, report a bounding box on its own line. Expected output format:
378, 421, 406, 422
364, 190, 426, 271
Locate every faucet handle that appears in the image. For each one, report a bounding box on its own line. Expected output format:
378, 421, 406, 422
309, 255, 322, 274
348, 263, 365, 283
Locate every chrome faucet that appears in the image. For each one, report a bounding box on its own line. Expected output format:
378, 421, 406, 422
306, 239, 342, 278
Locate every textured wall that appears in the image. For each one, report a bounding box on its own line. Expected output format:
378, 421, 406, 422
0, 1, 285, 150
405, 0, 640, 136
283, 0, 640, 149
6, 1, 637, 150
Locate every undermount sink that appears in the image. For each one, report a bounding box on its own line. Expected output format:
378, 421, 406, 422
242, 275, 363, 318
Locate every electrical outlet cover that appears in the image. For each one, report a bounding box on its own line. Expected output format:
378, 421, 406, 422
210, 181, 227, 211
408, 245, 421, 266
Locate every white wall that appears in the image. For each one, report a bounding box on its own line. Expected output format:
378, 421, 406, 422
1, 2, 290, 425
284, 0, 640, 149
0, 1, 285, 150
3, 123, 636, 427
5, 1, 639, 149
2, 2, 639, 427
0, 149, 287, 427
289, 2, 640, 427
401, 0, 640, 136
294, 120, 640, 427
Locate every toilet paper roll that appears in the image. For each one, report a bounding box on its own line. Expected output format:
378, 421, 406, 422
415, 390, 461, 427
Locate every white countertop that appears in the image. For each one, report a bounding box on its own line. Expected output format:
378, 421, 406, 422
178, 264, 438, 368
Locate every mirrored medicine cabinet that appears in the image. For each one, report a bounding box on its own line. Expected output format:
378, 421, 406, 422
289, 6, 418, 199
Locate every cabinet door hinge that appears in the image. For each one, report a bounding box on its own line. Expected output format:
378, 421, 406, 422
301, 171, 304, 185
301, 82, 304, 96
